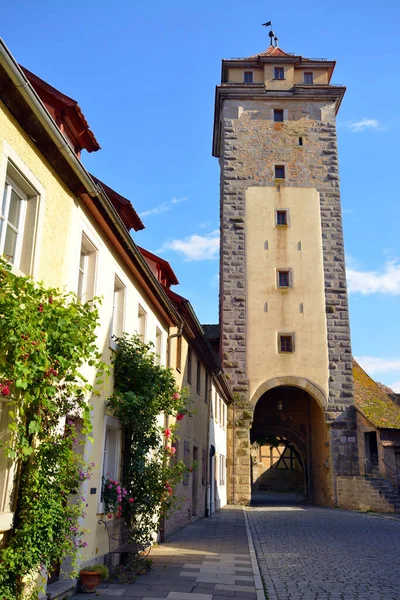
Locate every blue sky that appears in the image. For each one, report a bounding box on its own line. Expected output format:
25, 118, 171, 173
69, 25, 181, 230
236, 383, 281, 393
3, 0, 400, 390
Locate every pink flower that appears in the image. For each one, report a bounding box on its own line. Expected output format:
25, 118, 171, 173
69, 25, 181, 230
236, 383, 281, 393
107, 513, 112, 519
164, 428, 172, 438
1, 385, 10, 396
117, 495, 122, 502
128, 497, 134, 504
172, 392, 181, 400
108, 484, 113, 489
176, 413, 184, 421
116, 486, 121, 494
38, 304, 43, 313
170, 447, 176, 455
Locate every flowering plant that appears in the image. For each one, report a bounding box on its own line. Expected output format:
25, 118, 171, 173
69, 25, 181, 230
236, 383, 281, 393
102, 477, 134, 517
0, 260, 105, 599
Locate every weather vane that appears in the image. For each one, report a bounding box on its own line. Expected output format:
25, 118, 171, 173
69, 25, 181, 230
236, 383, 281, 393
262, 20, 279, 47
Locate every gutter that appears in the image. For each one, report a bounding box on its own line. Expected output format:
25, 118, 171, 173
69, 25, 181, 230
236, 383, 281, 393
0, 39, 182, 328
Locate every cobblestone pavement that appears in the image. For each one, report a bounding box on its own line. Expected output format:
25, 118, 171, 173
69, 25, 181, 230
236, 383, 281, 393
71, 506, 264, 600
247, 505, 400, 600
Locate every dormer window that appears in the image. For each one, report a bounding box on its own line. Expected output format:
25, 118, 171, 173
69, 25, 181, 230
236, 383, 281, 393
244, 72, 253, 83
304, 72, 313, 84
274, 67, 285, 80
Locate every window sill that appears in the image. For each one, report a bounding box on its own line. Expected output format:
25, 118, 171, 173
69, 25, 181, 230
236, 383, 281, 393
273, 78, 286, 81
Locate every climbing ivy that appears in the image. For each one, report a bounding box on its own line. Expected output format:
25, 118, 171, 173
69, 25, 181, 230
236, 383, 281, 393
107, 333, 192, 544
0, 260, 104, 599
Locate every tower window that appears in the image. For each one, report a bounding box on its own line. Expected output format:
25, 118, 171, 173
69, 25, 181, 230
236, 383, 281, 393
274, 109, 284, 122
244, 71, 253, 83
275, 165, 285, 179
278, 333, 294, 353
277, 270, 292, 288
299, 136, 303, 146
276, 210, 288, 226
274, 67, 284, 80
304, 72, 313, 84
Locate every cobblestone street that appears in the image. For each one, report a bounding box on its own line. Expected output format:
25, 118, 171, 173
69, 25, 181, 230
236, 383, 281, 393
247, 505, 400, 600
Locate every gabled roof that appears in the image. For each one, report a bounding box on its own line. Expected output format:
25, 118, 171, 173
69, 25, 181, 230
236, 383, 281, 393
245, 45, 296, 59
90, 175, 144, 232
21, 65, 100, 153
353, 360, 400, 429
138, 247, 179, 286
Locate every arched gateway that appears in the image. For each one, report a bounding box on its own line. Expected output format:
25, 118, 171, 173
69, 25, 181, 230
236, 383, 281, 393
213, 33, 359, 507
250, 382, 330, 504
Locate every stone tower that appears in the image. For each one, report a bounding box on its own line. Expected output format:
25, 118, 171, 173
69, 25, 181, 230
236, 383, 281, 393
213, 40, 357, 505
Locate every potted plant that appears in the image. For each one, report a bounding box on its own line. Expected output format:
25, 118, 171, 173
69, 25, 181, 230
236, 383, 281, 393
79, 564, 109, 594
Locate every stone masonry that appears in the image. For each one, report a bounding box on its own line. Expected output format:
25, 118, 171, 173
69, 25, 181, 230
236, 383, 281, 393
218, 98, 357, 503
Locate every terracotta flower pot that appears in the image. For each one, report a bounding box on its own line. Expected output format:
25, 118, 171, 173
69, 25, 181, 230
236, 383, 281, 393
79, 570, 101, 593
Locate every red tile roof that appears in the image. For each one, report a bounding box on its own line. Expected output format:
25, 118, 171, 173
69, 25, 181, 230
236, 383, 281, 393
90, 175, 144, 232
21, 66, 100, 153
138, 247, 179, 286
246, 45, 296, 59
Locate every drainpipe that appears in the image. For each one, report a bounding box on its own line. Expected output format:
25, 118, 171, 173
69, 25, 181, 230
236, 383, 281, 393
232, 394, 236, 505
159, 324, 184, 543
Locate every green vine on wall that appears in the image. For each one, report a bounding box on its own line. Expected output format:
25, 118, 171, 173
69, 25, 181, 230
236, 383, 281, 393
107, 334, 193, 544
0, 260, 105, 600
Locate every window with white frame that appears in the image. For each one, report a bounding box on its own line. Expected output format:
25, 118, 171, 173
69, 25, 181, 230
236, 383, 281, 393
155, 327, 162, 364
110, 276, 125, 349
219, 454, 225, 485
99, 416, 122, 513
0, 177, 27, 269
214, 391, 218, 423
0, 398, 17, 532
137, 305, 147, 341
77, 233, 97, 302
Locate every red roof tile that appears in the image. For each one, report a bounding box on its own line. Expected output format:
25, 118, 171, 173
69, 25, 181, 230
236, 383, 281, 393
91, 175, 144, 232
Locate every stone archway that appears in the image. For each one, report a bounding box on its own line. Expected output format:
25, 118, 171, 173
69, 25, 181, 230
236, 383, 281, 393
249, 382, 332, 504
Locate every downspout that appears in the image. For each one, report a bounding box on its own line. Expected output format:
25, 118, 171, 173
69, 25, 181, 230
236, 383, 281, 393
232, 394, 236, 505
159, 324, 184, 543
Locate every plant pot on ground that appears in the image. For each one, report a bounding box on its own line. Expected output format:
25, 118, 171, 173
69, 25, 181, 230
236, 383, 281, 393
79, 564, 109, 594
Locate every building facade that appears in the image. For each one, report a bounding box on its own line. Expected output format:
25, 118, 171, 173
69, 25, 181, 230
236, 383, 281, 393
213, 40, 357, 505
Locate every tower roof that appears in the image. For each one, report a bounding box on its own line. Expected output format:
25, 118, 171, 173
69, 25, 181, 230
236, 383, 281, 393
245, 45, 296, 59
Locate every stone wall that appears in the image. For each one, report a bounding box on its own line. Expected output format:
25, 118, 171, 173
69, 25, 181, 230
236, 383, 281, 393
337, 476, 395, 513
219, 98, 356, 503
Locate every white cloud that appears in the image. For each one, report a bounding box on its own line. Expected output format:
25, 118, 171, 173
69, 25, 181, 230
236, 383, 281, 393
159, 230, 220, 261
355, 356, 400, 374
390, 381, 400, 393
140, 196, 187, 218
347, 260, 400, 295
347, 118, 380, 133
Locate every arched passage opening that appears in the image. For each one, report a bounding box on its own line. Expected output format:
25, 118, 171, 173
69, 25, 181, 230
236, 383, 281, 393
250, 384, 332, 505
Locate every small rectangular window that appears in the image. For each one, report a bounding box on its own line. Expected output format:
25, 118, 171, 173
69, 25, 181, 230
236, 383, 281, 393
196, 360, 201, 394
274, 109, 284, 122
183, 441, 190, 485
214, 391, 218, 423
304, 72, 313, 84
201, 448, 206, 486
244, 71, 253, 83
155, 327, 162, 364
277, 270, 291, 288
77, 233, 97, 302
275, 165, 285, 179
205, 372, 209, 403
219, 455, 225, 486
187, 347, 192, 384
279, 333, 294, 353
276, 210, 288, 226
176, 335, 182, 372
274, 67, 284, 80
110, 276, 125, 348
137, 305, 147, 341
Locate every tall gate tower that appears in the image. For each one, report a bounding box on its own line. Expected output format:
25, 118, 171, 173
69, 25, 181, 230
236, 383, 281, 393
213, 33, 357, 505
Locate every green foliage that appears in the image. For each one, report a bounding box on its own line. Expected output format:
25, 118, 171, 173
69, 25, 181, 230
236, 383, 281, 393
107, 333, 192, 544
80, 564, 109, 580
0, 260, 104, 599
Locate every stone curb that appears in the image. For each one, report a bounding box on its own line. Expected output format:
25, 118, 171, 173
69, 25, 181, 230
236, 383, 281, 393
243, 507, 267, 600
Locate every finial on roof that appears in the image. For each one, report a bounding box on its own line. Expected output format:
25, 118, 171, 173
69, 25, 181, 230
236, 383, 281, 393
274, 36, 279, 48
262, 20, 276, 47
